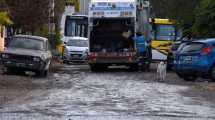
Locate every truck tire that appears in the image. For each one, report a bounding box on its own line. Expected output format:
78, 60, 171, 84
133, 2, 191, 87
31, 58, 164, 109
129, 64, 138, 71
90, 65, 98, 72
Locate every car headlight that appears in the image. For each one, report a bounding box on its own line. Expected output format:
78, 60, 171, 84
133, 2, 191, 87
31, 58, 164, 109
84, 49, 89, 54
1, 54, 9, 59
64, 48, 69, 54
33, 57, 40, 62
41, 54, 46, 61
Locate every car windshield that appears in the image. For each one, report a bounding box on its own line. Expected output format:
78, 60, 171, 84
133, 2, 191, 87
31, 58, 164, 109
180, 43, 204, 53
67, 40, 88, 47
9, 37, 45, 50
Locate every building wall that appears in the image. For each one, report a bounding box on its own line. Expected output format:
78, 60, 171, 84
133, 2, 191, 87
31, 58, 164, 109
79, 0, 91, 15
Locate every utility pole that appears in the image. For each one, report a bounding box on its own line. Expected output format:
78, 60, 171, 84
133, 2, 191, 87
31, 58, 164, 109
48, 0, 55, 48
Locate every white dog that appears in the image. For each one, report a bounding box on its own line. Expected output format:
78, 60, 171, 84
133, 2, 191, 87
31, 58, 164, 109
157, 61, 167, 81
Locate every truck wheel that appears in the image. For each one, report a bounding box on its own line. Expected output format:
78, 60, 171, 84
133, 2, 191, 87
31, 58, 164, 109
210, 66, 215, 82
130, 64, 138, 71
145, 63, 150, 72
90, 65, 98, 72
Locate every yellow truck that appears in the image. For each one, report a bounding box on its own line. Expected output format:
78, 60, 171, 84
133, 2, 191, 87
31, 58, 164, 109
150, 18, 181, 61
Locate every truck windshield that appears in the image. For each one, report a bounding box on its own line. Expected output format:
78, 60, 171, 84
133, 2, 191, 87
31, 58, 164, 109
156, 25, 176, 40
9, 37, 45, 51
67, 40, 88, 47
90, 19, 135, 52
65, 16, 88, 37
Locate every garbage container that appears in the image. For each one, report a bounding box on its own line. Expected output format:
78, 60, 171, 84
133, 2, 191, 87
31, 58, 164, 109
57, 43, 64, 58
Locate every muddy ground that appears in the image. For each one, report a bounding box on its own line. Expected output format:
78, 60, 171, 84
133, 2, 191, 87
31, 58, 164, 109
0, 63, 215, 120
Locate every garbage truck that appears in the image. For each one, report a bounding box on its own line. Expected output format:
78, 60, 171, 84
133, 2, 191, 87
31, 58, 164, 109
88, 0, 151, 71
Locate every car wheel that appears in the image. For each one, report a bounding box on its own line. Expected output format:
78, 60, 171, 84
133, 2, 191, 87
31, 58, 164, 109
183, 76, 197, 81
167, 63, 173, 71
177, 73, 197, 81
36, 70, 48, 77
37, 61, 50, 77
4, 67, 16, 75
210, 66, 215, 82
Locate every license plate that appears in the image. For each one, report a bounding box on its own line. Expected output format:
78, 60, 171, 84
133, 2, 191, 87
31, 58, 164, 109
73, 55, 79, 58
183, 56, 192, 61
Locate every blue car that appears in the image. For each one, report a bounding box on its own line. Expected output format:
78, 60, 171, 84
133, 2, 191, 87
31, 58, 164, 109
174, 38, 215, 81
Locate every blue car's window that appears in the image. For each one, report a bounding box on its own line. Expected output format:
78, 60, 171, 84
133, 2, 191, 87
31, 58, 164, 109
180, 43, 204, 53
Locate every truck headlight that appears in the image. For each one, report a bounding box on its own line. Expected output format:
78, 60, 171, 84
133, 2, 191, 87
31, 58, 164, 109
2, 54, 9, 59
33, 57, 40, 62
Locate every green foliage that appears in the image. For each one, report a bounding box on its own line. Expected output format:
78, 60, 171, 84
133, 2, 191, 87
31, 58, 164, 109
54, 29, 62, 46
5, 0, 65, 48
5, 0, 50, 33
149, 0, 215, 38
0, 12, 13, 25
192, 0, 215, 37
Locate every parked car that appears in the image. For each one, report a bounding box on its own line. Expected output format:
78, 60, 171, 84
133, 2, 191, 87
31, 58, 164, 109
0, 35, 52, 76
63, 37, 88, 63
174, 38, 215, 81
167, 40, 191, 70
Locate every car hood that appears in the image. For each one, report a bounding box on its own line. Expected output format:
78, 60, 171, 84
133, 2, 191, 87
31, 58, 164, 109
65, 46, 88, 52
3, 48, 44, 57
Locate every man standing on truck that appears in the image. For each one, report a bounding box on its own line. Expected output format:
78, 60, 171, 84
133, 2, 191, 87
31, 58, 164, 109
133, 32, 146, 56
133, 32, 150, 70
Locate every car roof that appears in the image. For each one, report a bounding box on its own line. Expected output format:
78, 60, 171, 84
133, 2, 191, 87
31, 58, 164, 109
67, 15, 88, 17
69, 37, 88, 41
191, 38, 215, 44
13, 35, 48, 41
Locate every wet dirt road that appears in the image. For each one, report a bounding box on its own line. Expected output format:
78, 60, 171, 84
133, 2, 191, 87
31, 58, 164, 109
0, 64, 215, 120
